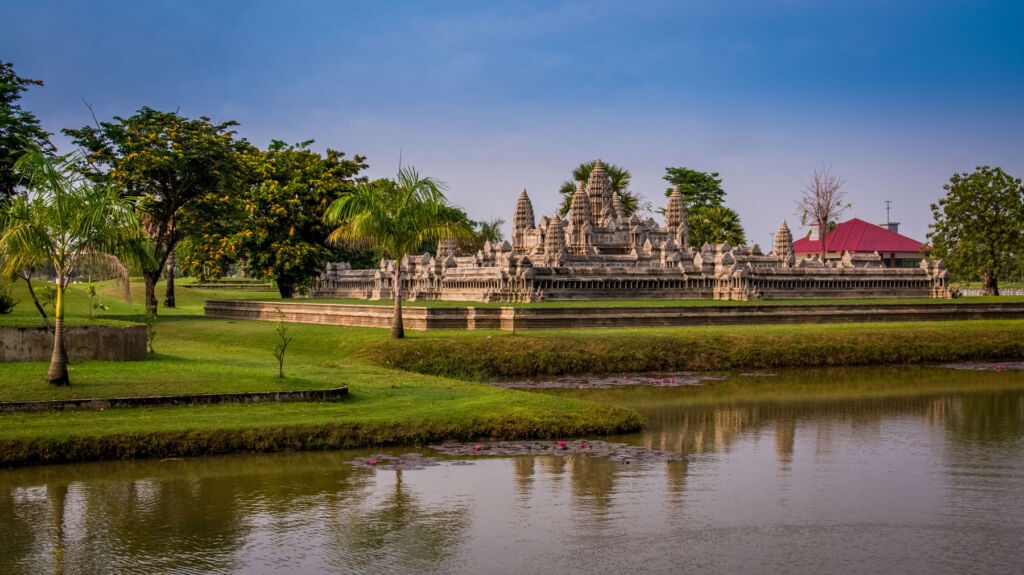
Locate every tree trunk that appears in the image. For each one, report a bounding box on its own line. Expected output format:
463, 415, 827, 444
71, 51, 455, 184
819, 229, 826, 262
983, 274, 999, 296
143, 270, 160, 316
21, 272, 52, 333
163, 248, 176, 308
47, 279, 69, 386
278, 279, 295, 299
392, 261, 404, 339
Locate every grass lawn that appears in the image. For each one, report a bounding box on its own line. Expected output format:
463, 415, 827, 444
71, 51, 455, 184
0, 279, 640, 464
2, 276, 1024, 466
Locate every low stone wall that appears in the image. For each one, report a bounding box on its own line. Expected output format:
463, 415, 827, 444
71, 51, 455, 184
205, 300, 1024, 331
961, 289, 1024, 296
205, 300, 433, 329
0, 325, 147, 362
0, 386, 349, 414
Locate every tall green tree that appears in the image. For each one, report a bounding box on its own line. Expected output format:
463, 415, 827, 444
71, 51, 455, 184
0, 61, 54, 202
180, 140, 369, 297
0, 149, 141, 385
557, 160, 638, 216
662, 167, 725, 207
688, 205, 746, 248
65, 107, 246, 313
324, 167, 471, 339
662, 166, 746, 247
928, 166, 1024, 295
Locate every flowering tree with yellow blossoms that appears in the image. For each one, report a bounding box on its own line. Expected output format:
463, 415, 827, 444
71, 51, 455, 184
64, 108, 247, 314
178, 140, 369, 298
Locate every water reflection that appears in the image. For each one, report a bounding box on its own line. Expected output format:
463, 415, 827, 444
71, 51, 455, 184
1, 367, 1023, 574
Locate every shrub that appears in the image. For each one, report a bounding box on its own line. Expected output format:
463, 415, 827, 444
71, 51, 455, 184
0, 279, 15, 314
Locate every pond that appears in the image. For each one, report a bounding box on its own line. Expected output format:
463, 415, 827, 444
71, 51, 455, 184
2, 365, 1023, 574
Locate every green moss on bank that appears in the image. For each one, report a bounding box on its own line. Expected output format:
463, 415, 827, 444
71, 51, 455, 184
363, 320, 1024, 380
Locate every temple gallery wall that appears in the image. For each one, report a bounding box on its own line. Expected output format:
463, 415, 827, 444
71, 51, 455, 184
313, 160, 950, 303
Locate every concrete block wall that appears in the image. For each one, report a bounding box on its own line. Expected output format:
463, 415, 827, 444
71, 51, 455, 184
1, 325, 147, 362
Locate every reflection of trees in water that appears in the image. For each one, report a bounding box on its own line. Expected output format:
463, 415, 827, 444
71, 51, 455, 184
327, 470, 470, 573
945, 392, 1024, 444
0, 452, 375, 574
0, 488, 45, 573
512, 456, 535, 500
774, 418, 796, 469
641, 392, 1024, 461
537, 452, 567, 481
568, 455, 619, 516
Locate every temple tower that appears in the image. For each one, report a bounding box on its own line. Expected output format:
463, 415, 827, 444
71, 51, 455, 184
511, 189, 536, 251
567, 181, 593, 255
612, 191, 626, 222
665, 185, 689, 247
436, 237, 457, 259
587, 159, 613, 227
544, 215, 567, 264
774, 219, 795, 266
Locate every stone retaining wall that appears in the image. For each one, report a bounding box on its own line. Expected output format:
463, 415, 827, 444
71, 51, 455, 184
961, 289, 1024, 296
0, 386, 348, 413
205, 300, 1024, 331
0, 325, 147, 362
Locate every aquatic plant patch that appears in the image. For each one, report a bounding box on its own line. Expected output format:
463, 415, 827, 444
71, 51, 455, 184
495, 371, 726, 389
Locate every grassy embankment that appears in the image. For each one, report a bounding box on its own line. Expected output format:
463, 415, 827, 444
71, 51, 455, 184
365, 320, 1024, 380
2, 277, 1024, 466
0, 279, 638, 466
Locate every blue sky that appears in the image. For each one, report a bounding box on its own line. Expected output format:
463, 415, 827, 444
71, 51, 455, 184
4, 0, 1023, 245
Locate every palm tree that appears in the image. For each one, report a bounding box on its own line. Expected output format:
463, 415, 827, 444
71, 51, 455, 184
323, 167, 471, 339
475, 217, 505, 244
0, 149, 141, 385
688, 205, 746, 248
557, 160, 638, 216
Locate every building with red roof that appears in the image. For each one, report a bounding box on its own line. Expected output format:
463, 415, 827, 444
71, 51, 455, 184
792, 218, 929, 268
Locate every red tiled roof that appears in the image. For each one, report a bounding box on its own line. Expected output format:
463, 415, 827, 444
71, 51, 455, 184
792, 218, 928, 254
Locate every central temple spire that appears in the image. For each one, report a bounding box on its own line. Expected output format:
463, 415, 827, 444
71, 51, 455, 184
665, 185, 688, 247
512, 189, 536, 251
587, 159, 612, 227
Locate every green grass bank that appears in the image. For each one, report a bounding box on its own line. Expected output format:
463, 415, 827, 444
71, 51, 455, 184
2, 277, 1023, 467
363, 321, 1024, 380
0, 279, 640, 466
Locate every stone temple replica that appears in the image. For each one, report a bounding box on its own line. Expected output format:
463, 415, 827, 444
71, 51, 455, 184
313, 160, 950, 302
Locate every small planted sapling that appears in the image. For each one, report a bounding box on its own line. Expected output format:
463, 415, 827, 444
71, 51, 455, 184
86, 283, 108, 321
273, 307, 293, 378
39, 284, 59, 316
